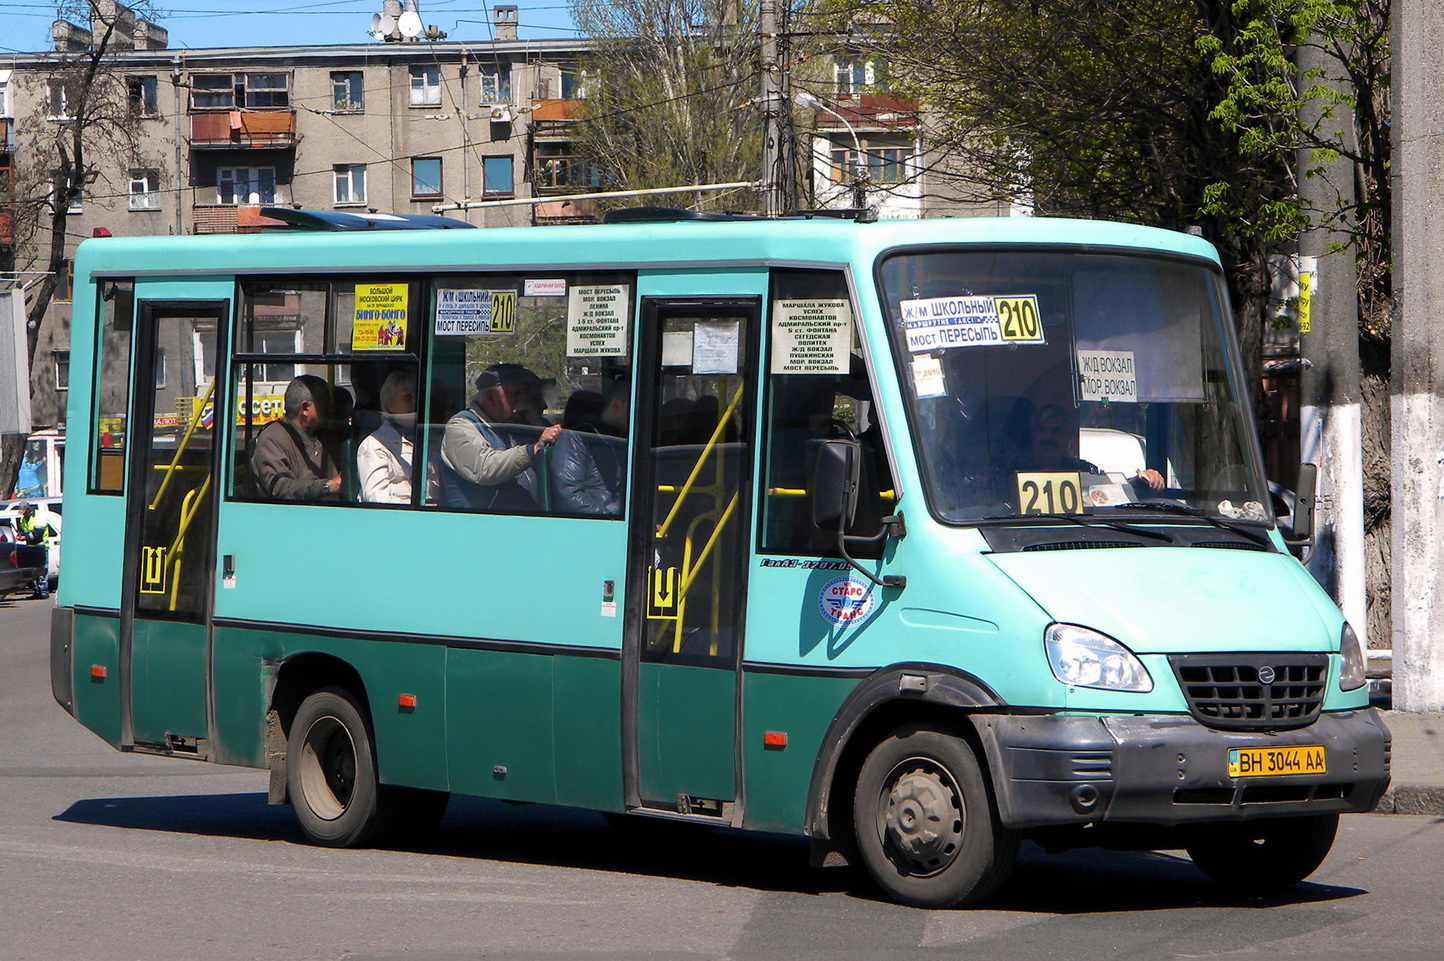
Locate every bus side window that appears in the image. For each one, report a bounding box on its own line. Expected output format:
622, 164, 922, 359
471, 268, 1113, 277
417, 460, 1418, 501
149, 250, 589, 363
423, 273, 633, 518
762, 268, 889, 558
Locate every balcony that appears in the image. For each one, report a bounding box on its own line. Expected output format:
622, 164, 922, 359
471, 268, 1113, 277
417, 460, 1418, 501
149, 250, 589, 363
192, 204, 287, 235
0, 118, 13, 149
190, 110, 297, 149
0, 206, 11, 246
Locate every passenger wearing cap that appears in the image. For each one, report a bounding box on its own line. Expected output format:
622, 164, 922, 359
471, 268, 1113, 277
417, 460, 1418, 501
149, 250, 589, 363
440, 363, 562, 512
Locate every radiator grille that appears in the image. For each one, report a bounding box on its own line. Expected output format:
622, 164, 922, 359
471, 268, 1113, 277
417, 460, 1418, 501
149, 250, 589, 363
1169, 654, 1328, 731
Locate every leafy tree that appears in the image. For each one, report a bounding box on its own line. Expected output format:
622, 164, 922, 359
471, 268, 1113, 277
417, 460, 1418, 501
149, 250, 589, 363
569, 0, 765, 212
4, 0, 163, 491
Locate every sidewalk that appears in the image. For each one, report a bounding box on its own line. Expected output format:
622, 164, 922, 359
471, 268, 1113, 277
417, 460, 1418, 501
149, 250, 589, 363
1376, 710, 1444, 815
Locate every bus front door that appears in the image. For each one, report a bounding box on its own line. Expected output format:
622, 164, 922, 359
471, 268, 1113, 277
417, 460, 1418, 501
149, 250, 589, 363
120, 300, 227, 754
625, 299, 758, 818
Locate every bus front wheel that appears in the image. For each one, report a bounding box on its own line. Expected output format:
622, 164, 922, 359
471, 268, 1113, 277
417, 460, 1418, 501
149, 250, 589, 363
1184, 813, 1338, 894
287, 687, 397, 847
852, 723, 1018, 908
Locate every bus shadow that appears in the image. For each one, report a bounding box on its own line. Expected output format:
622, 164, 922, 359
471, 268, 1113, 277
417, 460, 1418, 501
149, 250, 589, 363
55, 793, 1367, 910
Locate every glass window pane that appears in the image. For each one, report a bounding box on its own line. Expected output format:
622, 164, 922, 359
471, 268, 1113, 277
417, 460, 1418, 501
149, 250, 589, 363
411, 157, 442, 197
482, 156, 513, 196
91, 281, 134, 494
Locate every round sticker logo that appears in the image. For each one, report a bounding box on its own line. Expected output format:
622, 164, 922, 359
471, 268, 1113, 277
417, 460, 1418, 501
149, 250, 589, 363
818, 575, 876, 626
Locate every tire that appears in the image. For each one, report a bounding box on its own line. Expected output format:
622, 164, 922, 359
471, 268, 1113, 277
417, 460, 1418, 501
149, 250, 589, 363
1185, 813, 1338, 895
852, 723, 1019, 908
287, 686, 398, 847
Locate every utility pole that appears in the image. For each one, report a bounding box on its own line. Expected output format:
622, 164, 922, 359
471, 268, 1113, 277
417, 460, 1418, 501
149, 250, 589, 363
1391, 0, 1444, 711
1296, 32, 1367, 643
759, 0, 794, 215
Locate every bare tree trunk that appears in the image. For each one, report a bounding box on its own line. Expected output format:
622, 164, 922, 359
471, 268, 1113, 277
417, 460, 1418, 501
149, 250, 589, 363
1360, 336, 1391, 648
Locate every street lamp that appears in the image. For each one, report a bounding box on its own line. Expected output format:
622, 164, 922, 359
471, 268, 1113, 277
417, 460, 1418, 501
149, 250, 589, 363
794, 91, 869, 210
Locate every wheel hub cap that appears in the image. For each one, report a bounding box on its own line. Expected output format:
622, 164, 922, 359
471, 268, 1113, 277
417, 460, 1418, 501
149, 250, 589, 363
882, 763, 964, 874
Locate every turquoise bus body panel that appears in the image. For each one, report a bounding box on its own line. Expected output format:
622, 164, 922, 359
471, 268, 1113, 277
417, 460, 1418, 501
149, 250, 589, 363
70, 613, 122, 748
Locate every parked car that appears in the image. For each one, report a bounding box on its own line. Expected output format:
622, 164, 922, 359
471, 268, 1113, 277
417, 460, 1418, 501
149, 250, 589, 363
0, 497, 62, 589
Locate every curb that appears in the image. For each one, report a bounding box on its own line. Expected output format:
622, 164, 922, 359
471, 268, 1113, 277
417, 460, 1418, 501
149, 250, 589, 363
1374, 786, 1444, 816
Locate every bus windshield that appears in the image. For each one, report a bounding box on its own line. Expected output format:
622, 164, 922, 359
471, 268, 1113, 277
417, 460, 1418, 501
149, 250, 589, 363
877, 248, 1269, 525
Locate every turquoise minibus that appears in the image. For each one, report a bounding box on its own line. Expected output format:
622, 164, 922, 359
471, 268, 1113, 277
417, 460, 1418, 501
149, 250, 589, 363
49, 208, 1389, 908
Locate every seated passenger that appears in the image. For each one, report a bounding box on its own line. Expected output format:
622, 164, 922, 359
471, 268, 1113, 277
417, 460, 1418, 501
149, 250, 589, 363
440, 363, 561, 512
551, 378, 629, 515
358, 370, 441, 505
250, 374, 342, 501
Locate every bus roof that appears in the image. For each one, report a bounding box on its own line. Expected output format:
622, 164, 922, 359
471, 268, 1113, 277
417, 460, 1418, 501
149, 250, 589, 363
75, 215, 1222, 281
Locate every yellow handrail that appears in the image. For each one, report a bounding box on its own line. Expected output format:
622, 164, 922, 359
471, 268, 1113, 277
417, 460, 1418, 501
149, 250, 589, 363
670, 492, 739, 654
655, 382, 745, 540
163, 476, 211, 612
149, 379, 217, 511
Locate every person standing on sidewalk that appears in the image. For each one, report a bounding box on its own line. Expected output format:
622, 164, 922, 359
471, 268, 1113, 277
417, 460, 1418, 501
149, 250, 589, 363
15, 499, 56, 599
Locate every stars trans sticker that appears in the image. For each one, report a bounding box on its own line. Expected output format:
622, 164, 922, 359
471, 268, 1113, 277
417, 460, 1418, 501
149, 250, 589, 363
818, 575, 877, 626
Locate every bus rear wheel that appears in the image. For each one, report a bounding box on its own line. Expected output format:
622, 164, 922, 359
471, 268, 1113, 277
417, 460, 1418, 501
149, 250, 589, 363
1184, 813, 1338, 894
852, 723, 1018, 908
288, 686, 397, 848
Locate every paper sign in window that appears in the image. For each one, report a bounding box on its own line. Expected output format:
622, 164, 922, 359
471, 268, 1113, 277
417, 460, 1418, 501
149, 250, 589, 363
567, 284, 630, 358
352, 283, 409, 350
770, 299, 850, 374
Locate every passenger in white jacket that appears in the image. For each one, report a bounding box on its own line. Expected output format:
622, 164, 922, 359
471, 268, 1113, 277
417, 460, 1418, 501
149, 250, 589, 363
357, 370, 441, 505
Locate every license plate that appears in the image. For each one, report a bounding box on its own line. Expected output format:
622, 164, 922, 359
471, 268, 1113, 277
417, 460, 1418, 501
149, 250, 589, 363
1227, 745, 1327, 778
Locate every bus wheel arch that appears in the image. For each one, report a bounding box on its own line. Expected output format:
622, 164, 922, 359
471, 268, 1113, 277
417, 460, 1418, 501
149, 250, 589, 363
266, 653, 369, 807
804, 667, 1003, 866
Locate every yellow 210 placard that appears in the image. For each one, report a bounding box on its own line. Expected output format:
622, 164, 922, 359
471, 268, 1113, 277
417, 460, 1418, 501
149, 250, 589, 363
1016, 471, 1084, 515
995, 295, 1044, 343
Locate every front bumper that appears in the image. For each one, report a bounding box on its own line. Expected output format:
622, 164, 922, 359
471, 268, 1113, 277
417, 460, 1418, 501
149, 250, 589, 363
970, 709, 1391, 829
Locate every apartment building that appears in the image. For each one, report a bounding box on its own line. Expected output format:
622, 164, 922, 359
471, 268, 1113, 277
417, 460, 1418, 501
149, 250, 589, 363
1, 3, 592, 428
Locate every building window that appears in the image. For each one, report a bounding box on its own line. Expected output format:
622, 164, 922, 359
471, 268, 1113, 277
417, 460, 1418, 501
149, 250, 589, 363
331, 71, 363, 111
479, 65, 511, 104
53, 351, 71, 391
830, 143, 911, 185
334, 164, 366, 205
129, 169, 161, 209
154, 347, 167, 389
217, 166, 278, 205
411, 157, 443, 198
127, 76, 159, 117
0, 75, 12, 119
560, 68, 583, 99
834, 60, 886, 96
482, 156, 513, 197
191, 74, 234, 109
47, 80, 72, 119
409, 65, 441, 106
51, 171, 82, 213
535, 143, 601, 191
57, 261, 74, 303
190, 73, 291, 110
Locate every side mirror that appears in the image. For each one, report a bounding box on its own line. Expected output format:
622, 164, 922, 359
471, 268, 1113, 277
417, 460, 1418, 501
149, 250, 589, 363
1288, 462, 1316, 547
811, 438, 861, 532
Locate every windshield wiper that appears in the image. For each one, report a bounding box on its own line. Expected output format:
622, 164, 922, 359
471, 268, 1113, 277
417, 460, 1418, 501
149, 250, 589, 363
1016, 512, 1176, 543
1112, 502, 1273, 548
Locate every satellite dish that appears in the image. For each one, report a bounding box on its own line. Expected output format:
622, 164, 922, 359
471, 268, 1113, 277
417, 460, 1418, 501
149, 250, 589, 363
376, 13, 397, 37
369, 13, 385, 39
398, 10, 423, 38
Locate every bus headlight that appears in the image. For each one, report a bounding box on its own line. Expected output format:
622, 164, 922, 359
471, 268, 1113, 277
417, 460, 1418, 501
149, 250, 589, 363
1044, 623, 1153, 693
1339, 622, 1366, 691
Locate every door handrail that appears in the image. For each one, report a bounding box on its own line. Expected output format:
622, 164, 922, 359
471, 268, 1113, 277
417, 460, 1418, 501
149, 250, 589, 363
655, 381, 745, 540
149, 379, 217, 511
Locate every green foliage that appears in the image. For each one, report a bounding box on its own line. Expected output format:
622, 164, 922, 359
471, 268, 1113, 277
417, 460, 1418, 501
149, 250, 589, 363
569, 0, 763, 212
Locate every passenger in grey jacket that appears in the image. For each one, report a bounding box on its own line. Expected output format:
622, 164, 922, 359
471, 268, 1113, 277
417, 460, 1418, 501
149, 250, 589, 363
440, 363, 561, 511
